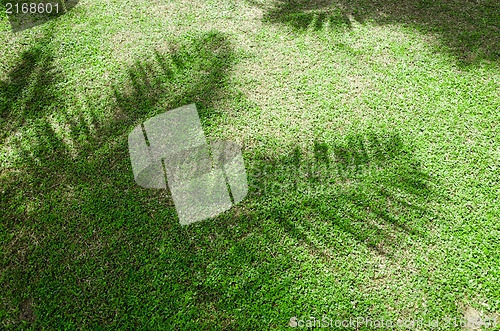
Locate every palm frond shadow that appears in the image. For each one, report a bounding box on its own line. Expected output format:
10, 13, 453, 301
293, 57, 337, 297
2, 30, 238, 222
112, 31, 237, 121
245, 131, 444, 258
259, 0, 352, 31
246, 0, 500, 66
0, 29, 63, 143
1, 30, 245, 327
144, 131, 447, 328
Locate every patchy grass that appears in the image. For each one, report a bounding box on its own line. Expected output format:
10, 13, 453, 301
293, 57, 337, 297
1, 0, 500, 329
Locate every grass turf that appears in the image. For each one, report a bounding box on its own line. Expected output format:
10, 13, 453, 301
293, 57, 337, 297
1, 0, 500, 329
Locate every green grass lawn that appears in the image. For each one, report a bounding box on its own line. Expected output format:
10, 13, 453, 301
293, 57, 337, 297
1, 0, 500, 329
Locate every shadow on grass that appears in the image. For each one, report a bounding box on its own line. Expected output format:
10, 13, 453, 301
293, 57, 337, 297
245, 131, 441, 258
0, 29, 446, 330
0, 27, 64, 143
247, 0, 352, 31
245, 0, 500, 66
112, 31, 236, 122
0, 29, 242, 328
1, 29, 238, 217
140, 130, 445, 329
